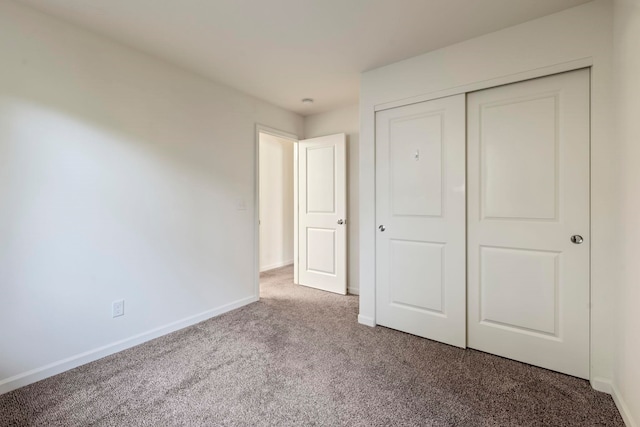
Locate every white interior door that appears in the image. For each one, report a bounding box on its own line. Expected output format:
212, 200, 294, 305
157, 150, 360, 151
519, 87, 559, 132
298, 134, 347, 295
467, 69, 590, 378
375, 94, 466, 348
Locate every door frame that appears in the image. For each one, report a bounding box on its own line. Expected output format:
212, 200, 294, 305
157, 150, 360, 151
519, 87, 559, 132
254, 124, 299, 298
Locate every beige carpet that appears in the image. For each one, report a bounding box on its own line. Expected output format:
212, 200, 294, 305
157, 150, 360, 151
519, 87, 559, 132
0, 265, 623, 426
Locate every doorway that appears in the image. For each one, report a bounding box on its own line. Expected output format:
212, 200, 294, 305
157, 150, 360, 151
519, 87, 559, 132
256, 126, 348, 297
258, 131, 296, 273
256, 128, 298, 297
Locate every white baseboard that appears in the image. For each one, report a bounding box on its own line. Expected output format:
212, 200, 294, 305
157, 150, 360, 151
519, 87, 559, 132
358, 314, 375, 327
611, 383, 638, 427
348, 287, 360, 295
591, 377, 612, 394
260, 260, 294, 272
0, 295, 258, 395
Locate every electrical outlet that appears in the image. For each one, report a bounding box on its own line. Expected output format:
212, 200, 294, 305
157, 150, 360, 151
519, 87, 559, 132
112, 299, 124, 318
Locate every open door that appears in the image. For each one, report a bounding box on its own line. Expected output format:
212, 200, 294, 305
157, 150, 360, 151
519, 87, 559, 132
297, 134, 347, 295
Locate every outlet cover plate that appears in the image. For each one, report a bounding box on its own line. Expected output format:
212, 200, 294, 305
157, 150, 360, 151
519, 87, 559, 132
112, 299, 124, 318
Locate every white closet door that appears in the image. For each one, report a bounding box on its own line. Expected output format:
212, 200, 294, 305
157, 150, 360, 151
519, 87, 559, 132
375, 94, 466, 348
298, 134, 347, 295
467, 69, 590, 378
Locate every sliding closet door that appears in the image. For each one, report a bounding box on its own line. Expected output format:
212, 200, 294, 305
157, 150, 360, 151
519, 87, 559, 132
375, 94, 466, 348
467, 69, 590, 378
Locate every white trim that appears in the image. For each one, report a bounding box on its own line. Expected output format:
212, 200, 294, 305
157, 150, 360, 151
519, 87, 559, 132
255, 124, 298, 142
293, 142, 299, 285
374, 57, 593, 112
591, 377, 612, 394
255, 125, 300, 298
611, 383, 638, 427
358, 314, 375, 327
260, 260, 294, 272
0, 295, 257, 395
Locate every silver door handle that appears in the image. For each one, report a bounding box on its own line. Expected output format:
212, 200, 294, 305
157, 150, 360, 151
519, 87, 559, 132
570, 235, 584, 244
337, 219, 345, 225
379, 225, 386, 232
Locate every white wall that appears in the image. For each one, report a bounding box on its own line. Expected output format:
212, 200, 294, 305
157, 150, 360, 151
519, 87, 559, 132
259, 133, 294, 271
359, 0, 616, 389
612, 0, 640, 425
304, 105, 360, 294
0, 1, 303, 393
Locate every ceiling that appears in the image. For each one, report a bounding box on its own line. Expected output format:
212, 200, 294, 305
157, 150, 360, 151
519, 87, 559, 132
19, 0, 591, 116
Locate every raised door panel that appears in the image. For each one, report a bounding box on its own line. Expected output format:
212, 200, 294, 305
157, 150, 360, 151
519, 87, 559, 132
306, 228, 336, 275
390, 113, 443, 217
480, 95, 559, 221
306, 146, 336, 214
389, 240, 444, 314
480, 246, 559, 337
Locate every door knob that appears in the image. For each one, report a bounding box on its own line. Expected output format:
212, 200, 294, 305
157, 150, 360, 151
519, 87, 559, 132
570, 235, 584, 244
379, 225, 386, 232
337, 219, 345, 225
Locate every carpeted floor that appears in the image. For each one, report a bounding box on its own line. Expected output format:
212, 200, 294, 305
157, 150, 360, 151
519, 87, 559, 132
0, 265, 624, 426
